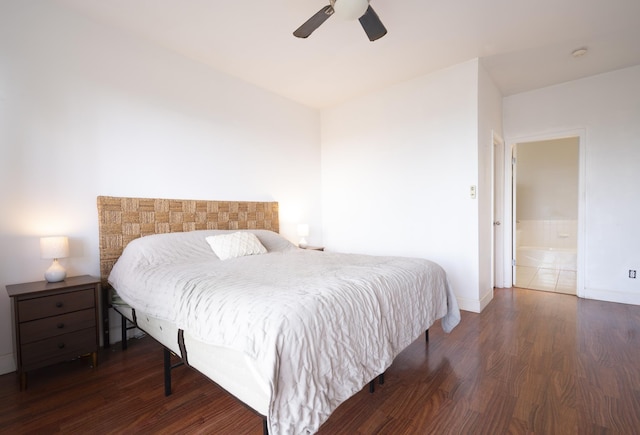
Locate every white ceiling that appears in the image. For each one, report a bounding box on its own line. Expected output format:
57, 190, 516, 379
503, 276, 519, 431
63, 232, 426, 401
54, 0, 640, 109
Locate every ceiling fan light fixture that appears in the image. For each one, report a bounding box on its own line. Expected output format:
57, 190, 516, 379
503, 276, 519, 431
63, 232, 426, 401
333, 0, 369, 20
294, 0, 385, 41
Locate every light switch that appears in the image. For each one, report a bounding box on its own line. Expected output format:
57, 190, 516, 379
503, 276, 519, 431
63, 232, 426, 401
470, 185, 477, 199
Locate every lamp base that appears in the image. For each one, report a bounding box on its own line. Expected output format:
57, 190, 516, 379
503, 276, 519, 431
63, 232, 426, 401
45, 259, 66, 283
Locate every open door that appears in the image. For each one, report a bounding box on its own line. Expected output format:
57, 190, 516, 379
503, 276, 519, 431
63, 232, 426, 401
511, 144, 518, 285
493, 133, 505, 288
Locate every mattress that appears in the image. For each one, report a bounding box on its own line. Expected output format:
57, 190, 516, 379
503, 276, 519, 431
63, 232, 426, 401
108, 229, 460, 434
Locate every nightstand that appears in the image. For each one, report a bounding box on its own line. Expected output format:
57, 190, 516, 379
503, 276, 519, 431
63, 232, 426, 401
5, 275, 101, 390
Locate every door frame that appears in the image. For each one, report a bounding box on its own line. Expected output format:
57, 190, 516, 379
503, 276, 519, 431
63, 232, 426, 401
503, 128, 586, 296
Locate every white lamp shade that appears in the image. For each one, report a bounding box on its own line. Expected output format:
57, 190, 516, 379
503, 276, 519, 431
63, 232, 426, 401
333, 0, 369, 20
40, 236, 69, 259
297, 224, 310, 237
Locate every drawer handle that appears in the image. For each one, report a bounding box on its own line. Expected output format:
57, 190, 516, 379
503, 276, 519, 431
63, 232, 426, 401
55, 302, 63, 308
58, 343, 65, 349
57, 323, 65, 329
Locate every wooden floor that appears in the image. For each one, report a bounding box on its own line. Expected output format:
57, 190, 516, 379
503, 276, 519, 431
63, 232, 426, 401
1, 287, 639, 434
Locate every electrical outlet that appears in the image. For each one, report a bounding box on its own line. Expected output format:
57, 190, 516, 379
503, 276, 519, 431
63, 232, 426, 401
630, 270, 637, 279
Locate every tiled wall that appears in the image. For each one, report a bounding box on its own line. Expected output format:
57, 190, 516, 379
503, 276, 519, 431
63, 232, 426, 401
516, 220, 578, 250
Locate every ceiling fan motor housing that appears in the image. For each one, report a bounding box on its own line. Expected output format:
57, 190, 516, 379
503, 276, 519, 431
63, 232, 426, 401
332, 0, 370, 20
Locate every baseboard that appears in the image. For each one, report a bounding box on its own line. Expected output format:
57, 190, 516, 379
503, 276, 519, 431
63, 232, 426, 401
456, 289, 494, 314
479, 288, 494, 312
0, 352, 16, 375
583, 288, 640, 306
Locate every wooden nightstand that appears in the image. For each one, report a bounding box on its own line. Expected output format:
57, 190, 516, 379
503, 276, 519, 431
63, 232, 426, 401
5, 275, 101, 390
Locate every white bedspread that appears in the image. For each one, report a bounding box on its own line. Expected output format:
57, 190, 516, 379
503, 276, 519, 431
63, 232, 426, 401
109, 230, 460, 434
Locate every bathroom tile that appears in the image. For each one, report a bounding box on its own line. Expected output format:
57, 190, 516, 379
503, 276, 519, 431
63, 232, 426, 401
556, 270, 577, 294
514, 221, 577, 295
515, 266, 537, 287
559, 259, 577, 272
528, 267, 559, 292
540, 250, 560, 268
535, 267, 559, 280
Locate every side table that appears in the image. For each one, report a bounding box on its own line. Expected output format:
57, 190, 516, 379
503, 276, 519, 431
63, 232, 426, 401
5, 275, 101, 389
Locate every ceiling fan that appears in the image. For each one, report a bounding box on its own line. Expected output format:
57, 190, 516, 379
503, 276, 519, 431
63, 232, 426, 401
293, 0, 387, 42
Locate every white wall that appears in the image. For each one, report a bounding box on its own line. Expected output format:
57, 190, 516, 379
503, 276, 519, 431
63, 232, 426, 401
504, 65, 640, 305
321, 59, 497, 312
0, 1, 322, 374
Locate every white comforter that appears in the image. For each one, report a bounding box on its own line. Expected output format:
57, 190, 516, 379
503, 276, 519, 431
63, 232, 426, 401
108, 230, 460, 434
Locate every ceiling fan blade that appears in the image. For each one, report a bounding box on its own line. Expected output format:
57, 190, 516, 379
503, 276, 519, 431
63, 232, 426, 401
358, 6, 387, 41
293, 5, 335, 38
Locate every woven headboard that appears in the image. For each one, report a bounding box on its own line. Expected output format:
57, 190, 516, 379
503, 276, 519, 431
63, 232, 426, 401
97, 196, 279, 287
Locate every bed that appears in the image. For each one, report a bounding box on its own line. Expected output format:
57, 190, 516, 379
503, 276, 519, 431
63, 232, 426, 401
97, 195, 460, 434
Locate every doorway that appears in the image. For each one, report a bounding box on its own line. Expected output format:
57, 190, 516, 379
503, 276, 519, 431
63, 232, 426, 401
513, 137, 579, 294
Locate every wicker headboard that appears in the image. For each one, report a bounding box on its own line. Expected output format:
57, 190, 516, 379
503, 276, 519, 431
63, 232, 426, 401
97, 196, 279, 287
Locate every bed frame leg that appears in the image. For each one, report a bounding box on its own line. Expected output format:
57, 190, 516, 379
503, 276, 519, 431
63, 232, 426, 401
369, 371, 386, 393
425, 329, 429, 342
121, 315, 128, 350
263, 418, 268, 435
164, 348, 172, 397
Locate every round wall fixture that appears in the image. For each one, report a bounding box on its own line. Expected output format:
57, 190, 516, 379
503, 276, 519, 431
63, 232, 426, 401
572, 47, 588, 58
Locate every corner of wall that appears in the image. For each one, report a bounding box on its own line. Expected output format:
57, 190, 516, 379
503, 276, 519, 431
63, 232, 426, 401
479, 288, 494, 312
456, 288, 494, 314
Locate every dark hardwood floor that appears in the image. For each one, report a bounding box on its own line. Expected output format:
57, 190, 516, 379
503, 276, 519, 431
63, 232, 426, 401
1, 287, 639, 434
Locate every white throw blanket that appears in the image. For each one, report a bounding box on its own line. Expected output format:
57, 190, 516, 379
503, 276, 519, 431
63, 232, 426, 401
109, 230, 460, 434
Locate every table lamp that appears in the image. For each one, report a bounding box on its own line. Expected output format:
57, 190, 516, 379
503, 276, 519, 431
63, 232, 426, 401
40, 236, 69, 282
297, 224, 309, 248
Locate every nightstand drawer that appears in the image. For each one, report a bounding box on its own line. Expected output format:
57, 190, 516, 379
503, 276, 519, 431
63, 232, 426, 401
20, 309, 97, 344
18, 288, 95, 321
21, 328, 97, 371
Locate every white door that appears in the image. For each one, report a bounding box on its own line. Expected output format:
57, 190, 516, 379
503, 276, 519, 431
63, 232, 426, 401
511, 144, 518, 285
493, 134, 505, 288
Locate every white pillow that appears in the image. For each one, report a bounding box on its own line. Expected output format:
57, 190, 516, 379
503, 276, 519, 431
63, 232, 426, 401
205, 232, 267, 260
